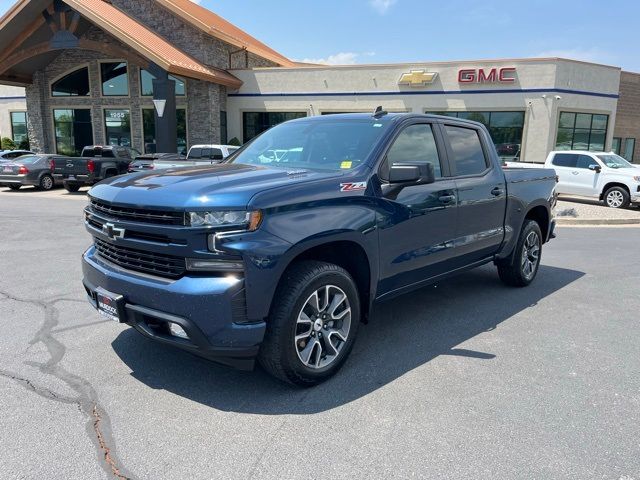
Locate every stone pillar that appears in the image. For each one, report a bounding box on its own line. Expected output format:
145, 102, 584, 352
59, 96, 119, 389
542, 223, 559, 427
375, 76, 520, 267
152, 70, 177, 153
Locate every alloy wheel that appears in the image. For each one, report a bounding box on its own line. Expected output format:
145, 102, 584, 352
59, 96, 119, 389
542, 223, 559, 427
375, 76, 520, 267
42, 176, 53, 190
294, 285, 351, 369
521, 231, 540, 280
606, 190, 624, 208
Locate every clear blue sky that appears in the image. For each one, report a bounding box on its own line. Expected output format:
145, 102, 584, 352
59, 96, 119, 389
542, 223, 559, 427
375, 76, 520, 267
1, 0, 638, 72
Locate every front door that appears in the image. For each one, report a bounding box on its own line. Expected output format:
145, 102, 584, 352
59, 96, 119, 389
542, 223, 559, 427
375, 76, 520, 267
376, 122, 458, 297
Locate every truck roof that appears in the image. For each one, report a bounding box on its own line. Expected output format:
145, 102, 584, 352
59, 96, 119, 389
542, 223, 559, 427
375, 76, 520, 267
286, 112, 485, 128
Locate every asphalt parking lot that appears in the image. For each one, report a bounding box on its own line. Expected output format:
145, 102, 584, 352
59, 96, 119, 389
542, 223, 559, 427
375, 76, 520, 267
1, 187, 639, 480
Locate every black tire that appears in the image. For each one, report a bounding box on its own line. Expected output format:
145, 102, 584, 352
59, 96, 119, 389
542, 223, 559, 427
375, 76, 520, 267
8, 184, 21, 191
258, 260, 361, 387
497, 219, 543, 287
64, 182, 81, 193
603, 186, 630, 209
39, 174, 55, 191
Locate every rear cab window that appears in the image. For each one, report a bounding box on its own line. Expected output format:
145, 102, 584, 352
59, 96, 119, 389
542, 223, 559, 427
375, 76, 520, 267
551, 153, 578, 168
445, 125, 489, 176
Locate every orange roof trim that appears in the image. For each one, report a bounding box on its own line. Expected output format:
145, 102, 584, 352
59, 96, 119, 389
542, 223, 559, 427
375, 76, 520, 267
157, 0, 294, 67
64, 0, 242, 88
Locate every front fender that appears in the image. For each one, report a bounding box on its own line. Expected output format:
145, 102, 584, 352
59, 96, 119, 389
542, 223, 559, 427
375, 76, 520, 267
218, 202, 378, 321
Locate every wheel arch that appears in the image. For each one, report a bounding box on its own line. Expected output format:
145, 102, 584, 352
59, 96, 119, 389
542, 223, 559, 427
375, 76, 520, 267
272, 238, 375, 323
600, 182, 630, 200
524, 204, 550, 242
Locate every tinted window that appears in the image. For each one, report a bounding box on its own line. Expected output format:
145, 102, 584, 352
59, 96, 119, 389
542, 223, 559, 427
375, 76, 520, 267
140, 70, 186, 96
101, 62, 129, 96
551, 153, 578, 168
188, 148, 202, 159
576, 155, 597, 169
385, 124, 442, 178
243, 112, 307, 142
556, 112, 608, 152
211, 148, 223, 160
445, 126, 488, 176
52, 68, 90, 97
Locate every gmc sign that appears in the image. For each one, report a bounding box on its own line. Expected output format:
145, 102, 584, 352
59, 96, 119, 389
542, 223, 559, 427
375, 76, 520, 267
458, 67, 516, 84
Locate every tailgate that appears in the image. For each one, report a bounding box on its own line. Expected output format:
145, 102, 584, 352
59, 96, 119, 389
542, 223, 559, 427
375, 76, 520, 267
53, 157, 89, 176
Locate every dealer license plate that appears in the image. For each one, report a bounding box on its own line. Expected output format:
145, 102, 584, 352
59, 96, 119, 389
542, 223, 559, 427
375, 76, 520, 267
95, 289, 123, 322
3, 167, 11, 173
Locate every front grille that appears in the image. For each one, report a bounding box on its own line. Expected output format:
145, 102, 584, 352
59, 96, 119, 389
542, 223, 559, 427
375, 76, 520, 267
90, 199, 184, 225
94, 237, 186, 279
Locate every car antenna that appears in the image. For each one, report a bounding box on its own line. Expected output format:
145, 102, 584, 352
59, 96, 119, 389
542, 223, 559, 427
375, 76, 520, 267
372, 106, 388, 118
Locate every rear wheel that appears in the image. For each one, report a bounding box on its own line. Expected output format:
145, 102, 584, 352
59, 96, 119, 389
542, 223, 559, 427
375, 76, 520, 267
8, 184, 21, 191
39, 174, 54, 191
259, 260, 361, 386
64, 182, 81, 193
497, 219, 542, 287
604, 186, 630, 209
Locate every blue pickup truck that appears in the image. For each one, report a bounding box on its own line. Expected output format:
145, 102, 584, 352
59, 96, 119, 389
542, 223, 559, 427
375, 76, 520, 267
82, 112, 557, 386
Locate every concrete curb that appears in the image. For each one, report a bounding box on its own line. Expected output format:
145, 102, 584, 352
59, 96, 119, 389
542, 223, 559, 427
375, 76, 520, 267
557, 217, 640, 226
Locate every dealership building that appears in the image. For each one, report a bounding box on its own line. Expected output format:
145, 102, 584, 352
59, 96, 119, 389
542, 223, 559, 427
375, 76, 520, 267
0, 0, 638, 163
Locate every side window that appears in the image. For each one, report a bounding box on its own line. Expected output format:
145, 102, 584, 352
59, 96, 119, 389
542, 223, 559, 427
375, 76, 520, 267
201, 148, 212, 159
576, 155, 597, 169
551, 153, 578, 168
445, 126, 489, 176
211, 148, 224, 160
385, 124, 442, 178
189, 148, 202, 159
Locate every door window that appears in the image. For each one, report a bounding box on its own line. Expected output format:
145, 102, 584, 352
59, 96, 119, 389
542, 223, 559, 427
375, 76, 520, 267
576, 155, 598, 169
384, 124, 442, 179
551, 153, 578, 168
445, 126, 489, 176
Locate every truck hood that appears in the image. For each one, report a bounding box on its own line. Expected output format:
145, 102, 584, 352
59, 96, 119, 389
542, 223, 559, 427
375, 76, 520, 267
88, 163, 341, 209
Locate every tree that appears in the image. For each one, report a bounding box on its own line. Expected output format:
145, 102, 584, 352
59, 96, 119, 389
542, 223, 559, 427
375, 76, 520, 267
1, 137, 16, 150
228, 137, 241, 146
19, 136, 30, 151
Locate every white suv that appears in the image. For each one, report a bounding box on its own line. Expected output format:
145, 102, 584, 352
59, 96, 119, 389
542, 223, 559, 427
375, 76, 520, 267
546, 151, 640, 208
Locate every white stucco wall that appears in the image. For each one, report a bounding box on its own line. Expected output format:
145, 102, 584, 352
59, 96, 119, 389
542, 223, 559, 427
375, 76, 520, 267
227, 58, 620, 162
0, 85, 27, 143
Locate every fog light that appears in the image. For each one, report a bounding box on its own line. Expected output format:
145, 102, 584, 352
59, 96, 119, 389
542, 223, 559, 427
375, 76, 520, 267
168, 323, 189, 339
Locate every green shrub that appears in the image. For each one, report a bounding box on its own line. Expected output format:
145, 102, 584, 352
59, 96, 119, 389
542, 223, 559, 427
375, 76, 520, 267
227, 137, 241, 146
1, 137, 16, 150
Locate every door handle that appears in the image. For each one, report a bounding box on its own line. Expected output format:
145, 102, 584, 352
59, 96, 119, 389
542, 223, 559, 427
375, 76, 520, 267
491, 187, 504, 196
571, 171, 579, 175
439, 194, 456, 204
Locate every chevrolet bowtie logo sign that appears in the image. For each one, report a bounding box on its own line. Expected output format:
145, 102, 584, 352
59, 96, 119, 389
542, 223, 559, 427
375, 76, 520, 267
398, 70, 438, 87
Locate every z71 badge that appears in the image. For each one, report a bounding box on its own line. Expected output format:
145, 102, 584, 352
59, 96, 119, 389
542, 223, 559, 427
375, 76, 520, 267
340, 182, 367, 192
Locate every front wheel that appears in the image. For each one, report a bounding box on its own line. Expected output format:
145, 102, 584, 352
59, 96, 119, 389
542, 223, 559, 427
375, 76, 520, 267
258, 261, 361, 387
497, 219, 543, 287
604, 186, 630, 209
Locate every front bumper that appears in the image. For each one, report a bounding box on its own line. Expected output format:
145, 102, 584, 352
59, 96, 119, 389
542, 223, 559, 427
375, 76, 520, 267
82, 246, 266, 370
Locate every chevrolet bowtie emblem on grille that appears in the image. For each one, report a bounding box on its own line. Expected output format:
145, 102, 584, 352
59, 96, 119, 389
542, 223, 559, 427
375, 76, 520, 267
102, 223, 125, 241
398, 70, 438, 87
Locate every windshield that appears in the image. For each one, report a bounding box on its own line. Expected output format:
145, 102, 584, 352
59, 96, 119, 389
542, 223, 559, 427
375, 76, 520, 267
227, 119, 390, 172
597, 154, 635, 169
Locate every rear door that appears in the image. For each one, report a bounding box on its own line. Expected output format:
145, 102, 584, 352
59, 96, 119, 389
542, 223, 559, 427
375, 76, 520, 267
570, 154, 601, 197
377, 121, 458, 296
549, 153, 579, 195
443, 123, 507, 265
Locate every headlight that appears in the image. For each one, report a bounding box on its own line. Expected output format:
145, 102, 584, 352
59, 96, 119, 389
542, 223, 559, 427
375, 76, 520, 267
186, 210, 262, 230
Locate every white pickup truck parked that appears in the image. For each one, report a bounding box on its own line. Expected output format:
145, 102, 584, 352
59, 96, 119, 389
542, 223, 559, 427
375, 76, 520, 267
152, 144, 240, 170
506, 151, 640, 208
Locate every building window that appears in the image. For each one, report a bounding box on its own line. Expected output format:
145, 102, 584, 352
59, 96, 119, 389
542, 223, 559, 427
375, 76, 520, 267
104, 109, 131, 147
612, 137, 622, 155
140, 70, 186, 96
142, 108, 187, 154
428, 111, 524, 161
10, 112, 28, 144
54, 109, 93, 156
243, 112, 307, 142
623, 138, 635, 162
101, 62, 129, 96
220, 111, 228, 144
555, 112, 608, 151
51, 67, 90, 97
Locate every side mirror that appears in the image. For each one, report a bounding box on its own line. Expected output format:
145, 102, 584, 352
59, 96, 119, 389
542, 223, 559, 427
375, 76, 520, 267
589, 164, 602, 173
388, 162, 435, 185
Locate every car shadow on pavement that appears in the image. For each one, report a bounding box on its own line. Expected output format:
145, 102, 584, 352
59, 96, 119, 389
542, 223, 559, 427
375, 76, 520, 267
111, 264, 584, 414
